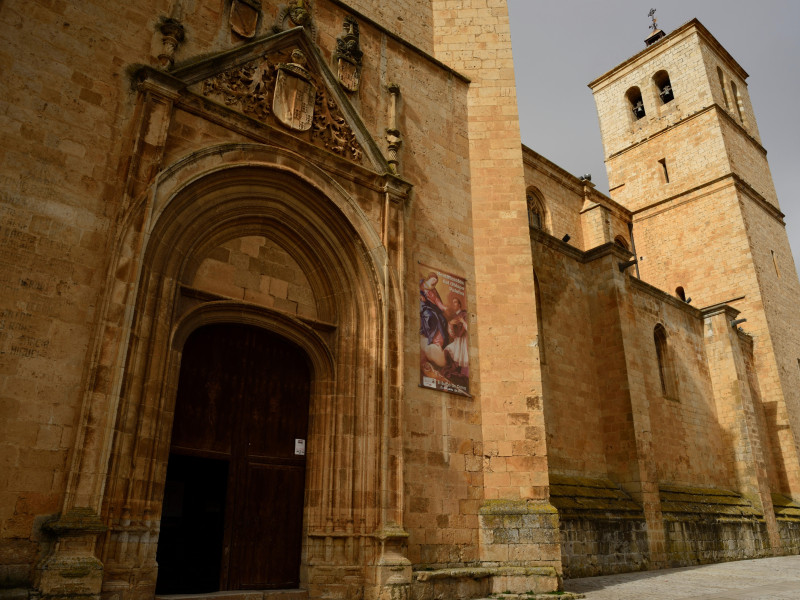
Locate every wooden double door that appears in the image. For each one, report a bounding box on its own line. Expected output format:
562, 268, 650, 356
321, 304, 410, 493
156, 324, 311, 593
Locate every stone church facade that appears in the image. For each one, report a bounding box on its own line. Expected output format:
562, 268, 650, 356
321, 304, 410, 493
1, 2, 799, 600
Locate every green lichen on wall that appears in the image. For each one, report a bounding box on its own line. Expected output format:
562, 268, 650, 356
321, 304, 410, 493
549, 474, 642, 517
771, 493, 800, 522
659, 485, 762, 520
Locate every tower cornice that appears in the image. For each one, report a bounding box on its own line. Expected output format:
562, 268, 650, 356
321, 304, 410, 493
588, 18, 748, 92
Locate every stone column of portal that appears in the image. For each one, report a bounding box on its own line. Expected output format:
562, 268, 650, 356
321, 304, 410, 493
702, 305, 781, 551
431, 1, 561, 594
35, 79, 178, 600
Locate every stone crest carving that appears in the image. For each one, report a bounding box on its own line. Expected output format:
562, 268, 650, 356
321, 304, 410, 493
199, 47, 363, 162
273, 50, 317, 131
230, 0, 261, 39
334, 16, 363, 92
273, 0, 314, 33
287, 0, 311, 26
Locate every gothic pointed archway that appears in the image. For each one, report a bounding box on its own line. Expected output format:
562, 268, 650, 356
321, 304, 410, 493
70, 144, 411, 600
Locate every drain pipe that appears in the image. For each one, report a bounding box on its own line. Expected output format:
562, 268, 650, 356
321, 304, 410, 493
628, 221, 641, 279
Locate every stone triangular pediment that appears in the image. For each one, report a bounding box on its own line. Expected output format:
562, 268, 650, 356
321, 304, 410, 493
164, 27, 388, 172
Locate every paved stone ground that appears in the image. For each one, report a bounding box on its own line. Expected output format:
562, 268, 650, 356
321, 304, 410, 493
562, 555, 800, 599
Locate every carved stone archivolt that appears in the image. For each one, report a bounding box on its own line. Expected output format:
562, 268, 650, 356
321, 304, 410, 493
199, 47, 363, 162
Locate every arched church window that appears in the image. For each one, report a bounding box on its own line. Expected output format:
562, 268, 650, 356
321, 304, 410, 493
654, 324, 678, 401
614, 235, 630, 251
653, 70, 674, 103
626, 86, 646, 120
526, 188, 546, 232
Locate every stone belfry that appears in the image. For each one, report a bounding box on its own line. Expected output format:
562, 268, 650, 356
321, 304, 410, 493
589, 19, 800, 502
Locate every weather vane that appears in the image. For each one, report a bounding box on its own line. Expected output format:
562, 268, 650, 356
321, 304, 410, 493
648, 8, 658, 32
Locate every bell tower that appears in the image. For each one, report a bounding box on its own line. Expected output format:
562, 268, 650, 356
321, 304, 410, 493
589, 19, 800, 498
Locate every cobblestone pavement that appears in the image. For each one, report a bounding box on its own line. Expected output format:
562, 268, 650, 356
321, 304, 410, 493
563, 555, 800, 599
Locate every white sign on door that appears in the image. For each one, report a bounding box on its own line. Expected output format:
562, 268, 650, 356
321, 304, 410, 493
294, 438, 306, 456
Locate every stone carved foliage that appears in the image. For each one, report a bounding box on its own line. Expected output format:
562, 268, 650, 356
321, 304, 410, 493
313, 93, 362, 161
202, 59, 275, 120
199, 47, 363, 163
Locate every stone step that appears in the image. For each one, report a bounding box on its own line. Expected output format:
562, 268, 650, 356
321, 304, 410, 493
156, 590, 307, 600
473, 594, 584, 600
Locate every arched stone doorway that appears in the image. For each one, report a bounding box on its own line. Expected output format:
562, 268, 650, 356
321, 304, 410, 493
38, 139, 411, 600
59, 146, 411, 600
156, 323, 311, 593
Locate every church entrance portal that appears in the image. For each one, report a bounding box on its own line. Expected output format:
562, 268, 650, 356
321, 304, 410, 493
156, 323, 311, 593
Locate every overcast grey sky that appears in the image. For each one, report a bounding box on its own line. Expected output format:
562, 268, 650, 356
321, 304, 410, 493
508, 0, 800, 278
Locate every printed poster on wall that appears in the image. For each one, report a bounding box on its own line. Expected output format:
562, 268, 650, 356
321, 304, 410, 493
418, 263, 470, 396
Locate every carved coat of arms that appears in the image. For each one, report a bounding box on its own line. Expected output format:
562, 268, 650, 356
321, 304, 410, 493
273, 50, 317, 131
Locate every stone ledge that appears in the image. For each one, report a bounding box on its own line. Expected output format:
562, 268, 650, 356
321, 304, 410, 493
479, 500, 559, 516
659, 485, 763, 519
155, 591, 307, 600
478, 595, 584, 600
772, 493, 800, 522
414, 566, 558, 582
550, 475, 643, 516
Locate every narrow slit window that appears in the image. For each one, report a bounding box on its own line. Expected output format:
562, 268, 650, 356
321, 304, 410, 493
717, 67, 730, 109
659, 158, 670, 183
772, 250, 781, 279
654, 324, 679, 401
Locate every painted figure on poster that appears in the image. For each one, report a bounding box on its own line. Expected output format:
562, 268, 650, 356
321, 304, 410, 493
445, 295, 468, 374
418, 265, 470, 395
419, 272, 450, 368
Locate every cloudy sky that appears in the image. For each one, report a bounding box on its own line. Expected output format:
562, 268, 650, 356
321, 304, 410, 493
507, 0, 800, 278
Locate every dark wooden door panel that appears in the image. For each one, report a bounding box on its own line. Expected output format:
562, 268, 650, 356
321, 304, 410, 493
243, 330, 310, 460
170, 325, 240, 455
232, 463, 306, 589
159, 323, 311, 592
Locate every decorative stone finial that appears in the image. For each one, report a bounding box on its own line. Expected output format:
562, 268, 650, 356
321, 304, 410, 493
386, 84, 402, 174
157, 16, 185, 68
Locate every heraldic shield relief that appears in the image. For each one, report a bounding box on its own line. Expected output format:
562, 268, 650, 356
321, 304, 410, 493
273, 50, 317, 131
418, 264, 470, 396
